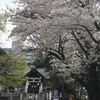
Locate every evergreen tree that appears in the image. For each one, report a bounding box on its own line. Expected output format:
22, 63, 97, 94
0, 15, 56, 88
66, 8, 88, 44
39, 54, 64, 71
0, 50, 27, 89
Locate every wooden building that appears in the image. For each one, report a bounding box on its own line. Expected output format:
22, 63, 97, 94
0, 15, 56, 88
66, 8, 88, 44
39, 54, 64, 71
25, 68, 46, 94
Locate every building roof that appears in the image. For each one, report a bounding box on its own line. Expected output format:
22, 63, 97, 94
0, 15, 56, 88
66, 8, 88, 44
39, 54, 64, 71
26, 68, 46, 81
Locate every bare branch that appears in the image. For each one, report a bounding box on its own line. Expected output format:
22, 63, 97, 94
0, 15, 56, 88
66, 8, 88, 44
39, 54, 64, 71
71, 31, 89, 59
74, 24, 99, 44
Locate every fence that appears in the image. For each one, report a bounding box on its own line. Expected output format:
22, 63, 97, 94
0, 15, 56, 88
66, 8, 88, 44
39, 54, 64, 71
0, 93, 20, 100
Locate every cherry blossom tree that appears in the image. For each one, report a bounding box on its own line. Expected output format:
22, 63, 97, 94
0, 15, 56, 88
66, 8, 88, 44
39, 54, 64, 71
5, 0, 100, 100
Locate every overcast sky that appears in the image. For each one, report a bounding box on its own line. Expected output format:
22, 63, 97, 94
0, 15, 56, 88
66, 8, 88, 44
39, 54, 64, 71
0, 0, 12, 10
0, 0, 13, 48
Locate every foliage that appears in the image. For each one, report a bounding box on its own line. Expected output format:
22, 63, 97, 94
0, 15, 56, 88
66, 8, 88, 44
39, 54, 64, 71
0, 14, 5, 32
33, 55, 52, 72
0, 53, 27, 89
5, 0, 100, 100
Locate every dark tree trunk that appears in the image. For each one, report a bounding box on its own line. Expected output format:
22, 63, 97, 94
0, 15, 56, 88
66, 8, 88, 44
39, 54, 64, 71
87, 84, 100, 100
87, 89, 93, 100
77, 64, 100, 100
87, 64, 100, 100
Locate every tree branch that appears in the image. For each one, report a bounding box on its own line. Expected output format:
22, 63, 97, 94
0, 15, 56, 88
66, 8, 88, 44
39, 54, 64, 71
47, 48, 65, 60
71, 31, 88, 59
74, 24, 99, 44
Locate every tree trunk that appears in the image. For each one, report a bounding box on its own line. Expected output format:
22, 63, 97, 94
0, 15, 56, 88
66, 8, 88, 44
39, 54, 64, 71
87, 90, 93, 100
87, 83, 100, 100
87, 64, 100, 100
